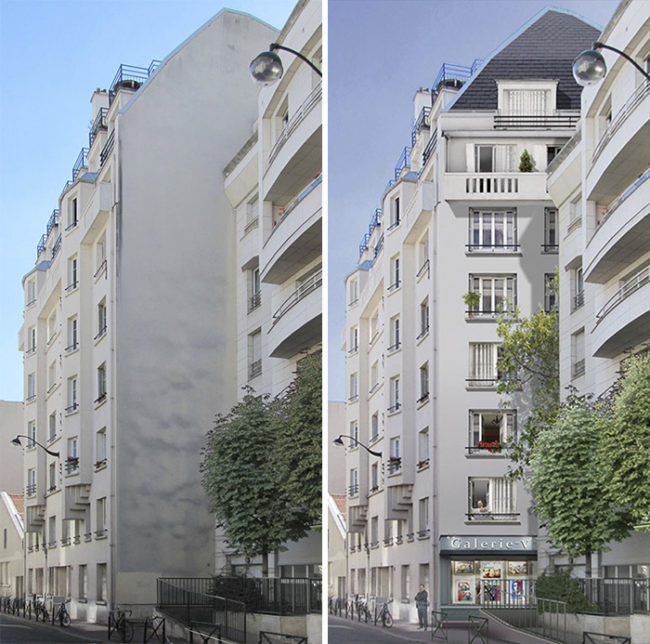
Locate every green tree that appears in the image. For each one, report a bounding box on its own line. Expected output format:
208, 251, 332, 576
497, 301, 559, 479
271, 352, 322, 529
599, 354, 650, 526
519, 148, 534, 172
530, 401, 632, 578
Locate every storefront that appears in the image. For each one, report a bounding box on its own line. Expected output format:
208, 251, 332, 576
439, 535, 537, 615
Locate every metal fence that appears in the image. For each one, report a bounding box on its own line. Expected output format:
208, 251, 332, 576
579, 578, 650, 615
157, 578, 246, 643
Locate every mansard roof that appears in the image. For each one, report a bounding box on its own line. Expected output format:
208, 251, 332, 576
449, 8, 601, 111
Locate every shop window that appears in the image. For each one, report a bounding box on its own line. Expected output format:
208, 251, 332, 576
451, 560, 532, 605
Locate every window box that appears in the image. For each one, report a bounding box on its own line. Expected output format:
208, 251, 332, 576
417, 459, 430, 470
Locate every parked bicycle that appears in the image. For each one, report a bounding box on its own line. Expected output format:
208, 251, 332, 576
108, 607, 134, 643
376, 599, 393, 628
355, 596, 371, 623
32, 594, 48, 622
54, 597, 71, 627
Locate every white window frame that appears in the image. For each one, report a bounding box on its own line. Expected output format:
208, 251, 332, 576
543, 208, 558, 252
468, 274, 516, 317
572, 329, 585, 378
67, 316, 78, 352
468, 343, 501, 388
96, 428, 107, 467
389, 376, 400, 412
389, 255, 400, 290
389, 315, 400, 351
469, 209, 517, 251
349, 372, 358, 401
418, 362, 429, 402
468, 410, 516, 454
370, 412, 379, 441
418, 428, 429, 466
468, 477, 517, 520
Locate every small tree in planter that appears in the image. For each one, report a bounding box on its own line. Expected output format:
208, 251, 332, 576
519, 149, 534, 172
463, 291, 481, 317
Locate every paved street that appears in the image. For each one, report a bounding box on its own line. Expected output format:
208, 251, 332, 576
0, 613, 107, 643
328, 614, 519, 643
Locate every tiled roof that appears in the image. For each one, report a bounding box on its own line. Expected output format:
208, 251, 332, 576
331, 493, 346, 515
9, 494, 24, 518
450, 10, 600, 111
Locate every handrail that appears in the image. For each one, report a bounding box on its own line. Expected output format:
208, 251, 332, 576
272, 270, 322, 324
71, 148, 88, 180
596, 167, 650, 231
100, 130, 115, 167
89, 108, 108, 148
595, 266, 648, 325
422, 129, 438, 166
269, 174, 321, 234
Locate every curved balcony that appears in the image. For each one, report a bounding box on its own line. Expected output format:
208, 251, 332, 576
592, 267, 649, 358
261, 176, 321, 284
584, 170, 650, 284
262, 83, 322, 205
268, 270, 322, 359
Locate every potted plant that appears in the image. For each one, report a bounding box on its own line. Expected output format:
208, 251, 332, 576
463, 291, 481, 317
519, 149, 534, 172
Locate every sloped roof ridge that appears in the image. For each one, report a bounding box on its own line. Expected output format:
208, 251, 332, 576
445, 6, 602, 112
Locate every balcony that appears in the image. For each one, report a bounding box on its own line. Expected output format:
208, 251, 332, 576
493, 114, 579, 130
411, 107, 431, 146
248, 291, 261, 313
572, 290, 585, 312
100, 130, 115, 168
584, 169, 650, 284
592, 266, 649, 359
385, 146, 412, 192
248, 360, 262, 380
444, 172, 548, 200
422, 129, 438, 166
108, 61, 160, 106
89, 108, 108, 148
466, 512, 520, 522
261, 175, 321, 285
268, 270, 322, 359
572, 359, 585, 379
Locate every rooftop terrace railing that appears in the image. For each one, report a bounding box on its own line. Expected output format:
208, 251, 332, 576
108, 61, 161, 105
432, 62, 472, 95
411, 106, 431, 146
89, 108, 108, 148
494, 114, 579, 129
71, 148, 88, 180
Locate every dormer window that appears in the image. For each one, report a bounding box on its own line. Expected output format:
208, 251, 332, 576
496, 80, 558, 116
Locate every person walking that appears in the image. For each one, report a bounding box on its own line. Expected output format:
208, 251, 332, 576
415, 584, 428, 630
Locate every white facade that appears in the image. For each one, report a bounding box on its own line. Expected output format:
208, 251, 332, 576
0, 493, 24, 599
547, 0, 650, 577
18, 11, 277, 623
220, 0, 322, 579
341, 8, 598, 622
0, 400, 23, 492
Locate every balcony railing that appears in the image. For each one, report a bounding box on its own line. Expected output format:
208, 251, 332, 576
572, 290, 585, 312
493, 113, 579, 129
65, 402, 79, 414
595, 266, 648, 326
94, 259, 107, 279
466, 378, 499, 389
51, 235, 62, 260
94, 325, 107, 340
272, 270, 322, 325
466, 243, 520, 253
572, 359, 585, 379
466, 511, 520, 521
422, 129, 438, 166
46, 209, 59, 237
108, 61, 160, 105
387, 403, 401, 413
592, 80, 650, 163
385, 145, 412, 192
26, 484, 37, 496
387, 457, 401, 474
65, 458, 79, 474
248, 360, 262, 380
411, 106, 431, 146
416, 259, 430, 279
597, 167, 650, 231
541, 243, 559, 254
432, 62, 472, 96
72, 148, 89, 180
416, 325, 430, 341
387, 341, 401, 353
89, 108, 108, 148
348, 483, 359, 497
466, 174, 519, 194
270, 174, 322, 233
248, 291, 261, 313
100, 130, 115, 167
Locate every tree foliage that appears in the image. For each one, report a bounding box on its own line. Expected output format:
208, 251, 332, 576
200, 353, 322, 573
519, 148, 534, 172
599, 354, 650, 526
497, 301, 559, 479
535, 571, 596, 613
530, 401, 632, 576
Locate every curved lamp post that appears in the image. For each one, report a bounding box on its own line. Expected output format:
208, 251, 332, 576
573, 41, 650, 86
333, 434, 382, 458
250, 42, 322, 83
11, 435, 59, 458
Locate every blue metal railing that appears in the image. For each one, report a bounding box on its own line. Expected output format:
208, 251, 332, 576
108, 61, 161, 104
411, 106, 431, 146
432, 62, 472, 95
46, 209, 59, 237
369, 208, 381, 234
72, 148, 88, 180
89, 108, 108, 148
359, 232, 370, 257
37, 235, 46, 259
394, 145, 412, 180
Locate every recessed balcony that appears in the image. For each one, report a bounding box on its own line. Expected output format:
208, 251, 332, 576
444, 172, 549, 200
592, 266, 650, 359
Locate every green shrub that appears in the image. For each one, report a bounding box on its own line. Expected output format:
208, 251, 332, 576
535, 572, 596, 613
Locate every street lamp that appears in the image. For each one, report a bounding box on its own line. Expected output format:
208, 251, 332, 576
250, 42, 322, 83
332, 435, 382, 458
11, 435, 60, 458
573, 41, 650, 86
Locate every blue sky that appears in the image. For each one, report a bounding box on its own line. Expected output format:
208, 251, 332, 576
327, 0, 619, 402
0, 0, 295, 402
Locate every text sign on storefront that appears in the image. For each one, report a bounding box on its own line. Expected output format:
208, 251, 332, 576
440, 536, 536, 552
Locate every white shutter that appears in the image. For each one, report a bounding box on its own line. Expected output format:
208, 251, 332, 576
466, 143, 475, 172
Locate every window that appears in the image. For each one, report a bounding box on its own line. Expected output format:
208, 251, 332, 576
349, 326, 359, 353
27, 469, 36, 496
96, 428, 107, 467
27, 373, 36, 401
468, 477, 517, 520
467, 274, 516, 317
27, 420, 36, 448
96, 498, 106, 537
389, 196, 400, 229
568, 194, 582, 231
245, 195, 258, 230
572, 267, 584, 311
544, 273, 557, 313
97, 564, 107, 601
370, 516, 379, 546
388, 437, 401, 473
370, 361, 379, 393
79, 565, 87, 599
369, 310, 379, 343
47, 361, 56, 393
417, 234, 429, 277
473, 144, 516, 172
370, 412, 379, 441
468, 410, 516, 454
401, 565, 410, 601
543, 208, 558, 253
49, 463, 56, 492
67, 437, 79, 473
349, 469, 358, 497
388, 315, 400, 351
419, 497, 429, 537
349, 421, 359, 448
27, 326, 36, 353
502, 88, 552, 115
389, 255, 400, 290
48, 516, 56, 546
348, 372, 358, 401
96, 300, 107, 339
388, 376, 400, 412
27, 279, 36, 306
67, 256, 78, 291
67, 197, 78, 229
468, 209, 517, 251
67, 316, 78, 352
419, 564, 430, 589
418, 428, 429, 466
47, 310, 57, 342
418, 299, 430, 339
248, 330, 262, 380
572, 329, 585, 378
95, 233, 107, 277
96, 363, 107, 403
547, 145, 563, 165
248, 267, 261, 312
48, 413, 56, 441
418, 363, 429, 402
468, 343, 502, 388
348, 279, 359, 306
67, 376, 78, 412
371, 464, 379, 492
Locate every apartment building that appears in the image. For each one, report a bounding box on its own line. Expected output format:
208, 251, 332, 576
221, 0, 322, 579
547, 0, 650, 578
18, 11, 277, 622
0, 493, 24, 600
341, 8, 599, 621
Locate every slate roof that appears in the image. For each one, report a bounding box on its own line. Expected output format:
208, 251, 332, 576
450, 9, 600, 111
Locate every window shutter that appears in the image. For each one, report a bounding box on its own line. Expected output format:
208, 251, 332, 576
466, 144, 475, 172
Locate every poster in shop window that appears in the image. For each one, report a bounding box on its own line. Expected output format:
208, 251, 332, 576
453, 561, 474, 575
455, 580, 474, 602
480, 561, 502, 578
508, 561, 529, 576
482, 580, 502, 603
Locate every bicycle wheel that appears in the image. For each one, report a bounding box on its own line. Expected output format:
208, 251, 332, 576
383, 612, 393, 628
61, 611, 71, 627
122, 621, 134, 643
